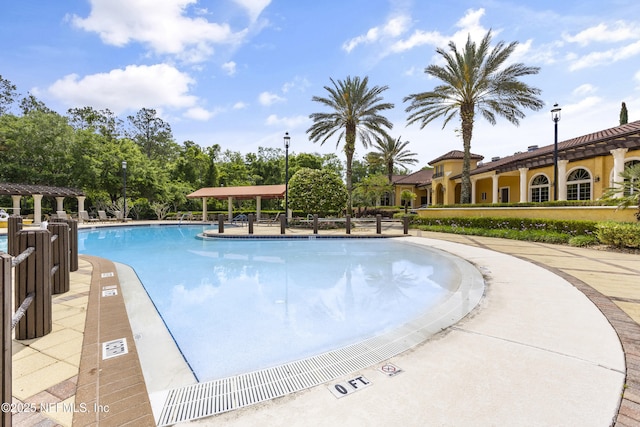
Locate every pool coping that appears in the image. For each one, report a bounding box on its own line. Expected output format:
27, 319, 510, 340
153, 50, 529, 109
119, 239, 485, 425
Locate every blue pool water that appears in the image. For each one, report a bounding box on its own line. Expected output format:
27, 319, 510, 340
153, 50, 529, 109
4, 226, 456, 382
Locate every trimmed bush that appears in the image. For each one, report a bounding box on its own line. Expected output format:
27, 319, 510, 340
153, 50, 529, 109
596, 222, 640, 249
410, 216, 598, 236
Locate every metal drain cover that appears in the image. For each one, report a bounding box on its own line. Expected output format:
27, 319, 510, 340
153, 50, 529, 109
102, 338, 128, 360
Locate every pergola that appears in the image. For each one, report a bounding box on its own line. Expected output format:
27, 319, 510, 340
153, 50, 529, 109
0, 183, 86, 224
187, 184, 286, 221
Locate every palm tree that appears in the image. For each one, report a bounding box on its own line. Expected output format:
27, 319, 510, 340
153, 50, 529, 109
404, 30, 544, 204
307, 76, 394, 215
603, 163, 640, 220
372, 135, 418, 205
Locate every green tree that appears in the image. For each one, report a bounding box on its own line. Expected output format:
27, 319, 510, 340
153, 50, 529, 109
127, 108, 177, 162
353, 174, 392, 211
307, 76, 394, 215
404, 30, 543, 204
67, 106, 124, 140
288, 168, 347, 216
0, 75, 18, 116
400, 189, 417, 214
620, 102, 629, 125
245, 147, 284, 185
217, 150, 251, 186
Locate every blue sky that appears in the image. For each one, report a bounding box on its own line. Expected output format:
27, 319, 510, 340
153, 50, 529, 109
2, 0, 640, 170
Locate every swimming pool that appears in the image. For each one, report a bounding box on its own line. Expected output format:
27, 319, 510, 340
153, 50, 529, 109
76, 225, 459, 381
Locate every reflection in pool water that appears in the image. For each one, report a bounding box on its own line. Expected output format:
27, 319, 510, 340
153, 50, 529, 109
76, 226, 455, 381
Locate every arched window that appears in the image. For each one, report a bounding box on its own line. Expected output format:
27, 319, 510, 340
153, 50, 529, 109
567, 168, 591, 200
530, 174, 549, 202
624, 160, 640, 196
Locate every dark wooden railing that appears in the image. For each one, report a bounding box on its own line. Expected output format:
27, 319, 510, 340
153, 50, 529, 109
2, 216, 77, 427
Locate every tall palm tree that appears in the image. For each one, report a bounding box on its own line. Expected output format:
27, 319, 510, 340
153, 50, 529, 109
373, 135, 419, 184
307, 76, 394, 215
404, 30, 544, 204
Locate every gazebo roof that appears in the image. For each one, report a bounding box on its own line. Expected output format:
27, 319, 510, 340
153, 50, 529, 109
187, 184, 286, 200
0, 183, 85, 197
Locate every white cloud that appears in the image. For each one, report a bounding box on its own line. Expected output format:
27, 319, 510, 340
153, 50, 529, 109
265, 114, 309, 128
232, 0, 271, 23
563, 21, 639, 46
342, 14, 410, 53
233, 101, 248, 109
222, 61, 237, 76
389, 8, 487, 54
184, 106, 220, 121
47, 64, 198, 114
572, 84, 597, 96
258, 91, 284, 106
569, 39, 640, 71
71, 0, 248, 63
282, 76, 310, 93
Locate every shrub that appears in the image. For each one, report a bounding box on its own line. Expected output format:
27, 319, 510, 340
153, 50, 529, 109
596, 222, 640, 249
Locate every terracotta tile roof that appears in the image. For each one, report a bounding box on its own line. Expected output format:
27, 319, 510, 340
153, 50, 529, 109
394, 169, 434, 185
467, 119, 640, 177
187, 184, 286, 200
429, 150, 484, 165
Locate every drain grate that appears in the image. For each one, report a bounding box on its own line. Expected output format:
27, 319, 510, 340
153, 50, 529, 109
102, 338, 128, 360
158, 320, 452, 425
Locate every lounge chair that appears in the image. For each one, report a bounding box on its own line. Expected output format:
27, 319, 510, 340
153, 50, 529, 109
56, 210, 69, 220
98, 210, 117, 222
78, 211, 99, 223
257, 212, 280, 226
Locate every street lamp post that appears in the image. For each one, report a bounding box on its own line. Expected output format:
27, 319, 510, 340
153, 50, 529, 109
551, 104, 561, 201
122, 160, 127, 222
284, 132, 290, 226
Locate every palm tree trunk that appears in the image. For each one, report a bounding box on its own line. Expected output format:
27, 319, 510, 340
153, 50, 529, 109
461, 106, 474, 204
345, 124, 356, 215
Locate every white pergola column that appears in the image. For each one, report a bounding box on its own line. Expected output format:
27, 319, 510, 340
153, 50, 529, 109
227, 196, 233, 221
201, 197, 208, 221
77, 196, 86, 214
492, 174, 499, 204
558, 160, 569, 201
33, 194, 43, 224
519, 167, 529, 202
610, 147, 629, 198
55, 196, 65, 212
11, 195, 21, 216
256, 196, 262, 221
471, 178, 477, 204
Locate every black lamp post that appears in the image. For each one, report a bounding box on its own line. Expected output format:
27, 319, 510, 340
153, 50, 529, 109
122, 160, 127, 222
284, 132, 290, 226
551, 103, 561, 201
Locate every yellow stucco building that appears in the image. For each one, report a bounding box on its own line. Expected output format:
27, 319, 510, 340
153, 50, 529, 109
394, 120, 640, 208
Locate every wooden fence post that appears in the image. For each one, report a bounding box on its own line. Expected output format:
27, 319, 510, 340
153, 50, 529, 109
403, 216, 409, 235
248, 214, 254, 235
15, 230, 52, 340
218, 214, 224, 234
313, 214, 318, 234
48, 222, 70, 294
7, 216, 22, 257
51, 218, 78, 272
376, 214, 382, 234
280, 214, 286, 235
346, 215, 351, 235
1, 253, 12, 427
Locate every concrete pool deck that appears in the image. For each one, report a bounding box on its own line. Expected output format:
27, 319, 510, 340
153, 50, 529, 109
5, 221, 640, 426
